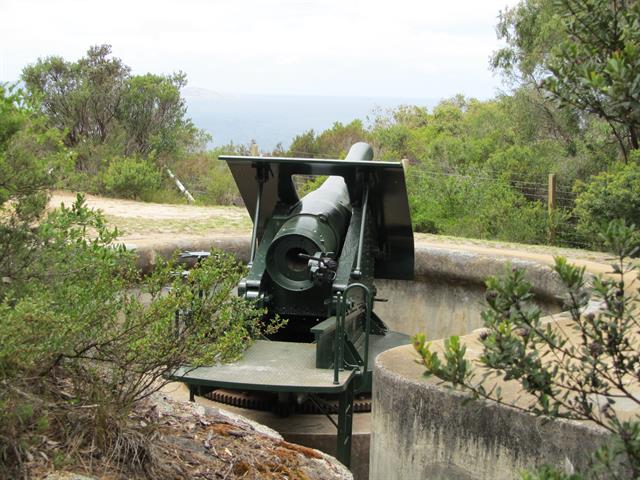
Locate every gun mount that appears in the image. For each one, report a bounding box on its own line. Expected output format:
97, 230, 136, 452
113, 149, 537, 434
170, 142, 414, 468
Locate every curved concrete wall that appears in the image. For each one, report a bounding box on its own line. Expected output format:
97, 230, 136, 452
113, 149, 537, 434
131, 235, 251, 274
369, 247, 608, 480
132, 239, 564, 339
377, 245, 564, 338
377, 277, 488, 339
370, 343, 606, 480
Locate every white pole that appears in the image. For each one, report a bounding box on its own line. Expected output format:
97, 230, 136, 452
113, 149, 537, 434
166, 168, 195, 203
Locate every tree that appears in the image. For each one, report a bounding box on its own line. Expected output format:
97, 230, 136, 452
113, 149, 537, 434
287, 121, 370, 159
287, 129, 321, 158
21, 45, 129, 171
22, 45, 205, 173
494, 0, 640, 160
493, 0, 565, 85
118, 72, 204, 158
414, 220, 640, 478
545, 0, 640, 157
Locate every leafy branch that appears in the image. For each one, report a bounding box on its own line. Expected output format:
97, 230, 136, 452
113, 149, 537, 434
414, 219, 640, 478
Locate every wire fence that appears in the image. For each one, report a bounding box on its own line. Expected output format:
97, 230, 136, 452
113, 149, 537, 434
289, 163, 590, 249
404, 167, 589, 249
175, 150, 591, 250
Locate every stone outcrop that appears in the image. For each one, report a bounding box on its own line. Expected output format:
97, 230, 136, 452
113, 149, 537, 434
41, 392, 352, 480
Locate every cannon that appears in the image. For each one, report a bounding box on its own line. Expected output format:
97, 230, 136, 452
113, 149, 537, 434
171, 142, 414, 467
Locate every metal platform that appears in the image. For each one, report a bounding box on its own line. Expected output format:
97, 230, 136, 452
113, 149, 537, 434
169, 335, 410, 469
170, 340, 355, 393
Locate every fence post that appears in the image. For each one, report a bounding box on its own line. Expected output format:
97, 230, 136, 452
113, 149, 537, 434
548, 173, 557, 244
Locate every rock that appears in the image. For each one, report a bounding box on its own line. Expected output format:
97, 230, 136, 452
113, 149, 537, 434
147, 391, 353, 480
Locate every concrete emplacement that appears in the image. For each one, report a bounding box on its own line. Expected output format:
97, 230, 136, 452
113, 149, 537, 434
137, 235, 592, 480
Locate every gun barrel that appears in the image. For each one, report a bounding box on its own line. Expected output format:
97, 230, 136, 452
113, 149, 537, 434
265, 178, 350, 291
265, 143, 372, 292
344, 141, 373, 161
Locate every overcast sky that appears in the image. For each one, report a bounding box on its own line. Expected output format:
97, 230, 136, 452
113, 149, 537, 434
0, 0, 518, 99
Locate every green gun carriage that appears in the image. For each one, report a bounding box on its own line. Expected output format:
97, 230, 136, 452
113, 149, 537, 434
171, 142, 414, 467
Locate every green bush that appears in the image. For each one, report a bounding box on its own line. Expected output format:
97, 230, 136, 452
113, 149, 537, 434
205, 161, 241, 205
165, 147, 243, 206
0, 86, 272, 476
573, 161, 640, 248
1, 196, 268, 476
143, 185, 190, 204
100, 155, 162, 200
0, 84, 270, 478
408, 167, 549, 243
295, 175, 327, 198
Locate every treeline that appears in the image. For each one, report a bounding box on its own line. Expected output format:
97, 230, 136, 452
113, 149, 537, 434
184, 0, 640, 250
281, 91, 639, 248
206, 84, 639, 249
10, 0, 640, 251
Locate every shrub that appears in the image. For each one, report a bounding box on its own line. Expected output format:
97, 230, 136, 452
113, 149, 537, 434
100, 155, 162, 200
574, 162, 640, 249
166, 147, 243, 206
205, 161, 241, 205
414, 220, 640, 478
0, 196, 270, 477
295, 175, 327, 198
0, 87, 271, 477
408, 167, 548, 243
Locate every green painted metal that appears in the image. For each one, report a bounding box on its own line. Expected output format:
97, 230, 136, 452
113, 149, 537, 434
265, 175, 350, 292
172, 143, 416, 469
247, 163, 270, 266
170, 340, 355, 393
220, 144, 414, 281
337, 379, 355, 466
352, 183, 369, 279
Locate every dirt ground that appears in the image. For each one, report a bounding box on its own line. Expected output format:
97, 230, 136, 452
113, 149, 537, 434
49, 190, 614, 274
49, 191, 253, 244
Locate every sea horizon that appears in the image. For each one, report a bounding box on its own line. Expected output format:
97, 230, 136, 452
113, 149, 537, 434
184, 91, 439, 152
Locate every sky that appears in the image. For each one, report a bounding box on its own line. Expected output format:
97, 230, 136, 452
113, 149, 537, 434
0, 0, 518, 100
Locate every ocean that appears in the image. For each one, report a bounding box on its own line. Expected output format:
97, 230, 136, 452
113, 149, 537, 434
184, 93, 438, 152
